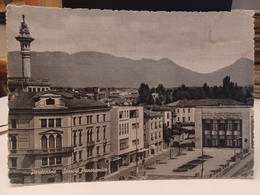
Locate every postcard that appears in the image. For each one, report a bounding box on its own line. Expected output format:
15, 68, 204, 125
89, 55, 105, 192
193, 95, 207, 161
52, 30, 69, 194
6, 5, 254, 184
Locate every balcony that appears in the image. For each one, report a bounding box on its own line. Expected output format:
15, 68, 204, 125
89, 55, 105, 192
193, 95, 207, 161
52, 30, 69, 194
87, 141, 95, 147
27, 147, 74, 155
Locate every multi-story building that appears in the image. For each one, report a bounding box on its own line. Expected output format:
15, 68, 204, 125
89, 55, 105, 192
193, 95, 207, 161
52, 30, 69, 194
148, 106, 173, 129
168, 99, 243, 131
195, 105, 253, 151
8, 91, 111, 184
143, 110, 163, 155
109, 106, 146, 173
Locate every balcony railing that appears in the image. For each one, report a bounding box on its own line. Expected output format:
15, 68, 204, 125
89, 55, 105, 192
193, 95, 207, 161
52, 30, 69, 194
87, 141, 95, 147
27, 147, 74, 155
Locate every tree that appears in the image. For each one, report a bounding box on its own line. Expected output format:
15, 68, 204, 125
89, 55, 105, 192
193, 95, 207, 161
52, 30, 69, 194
138, 83, 150, 103
156, 84, 166, 103
203, 82, 210, 98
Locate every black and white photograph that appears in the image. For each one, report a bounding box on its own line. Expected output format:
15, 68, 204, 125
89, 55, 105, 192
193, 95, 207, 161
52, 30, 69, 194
6, 5, 254, 185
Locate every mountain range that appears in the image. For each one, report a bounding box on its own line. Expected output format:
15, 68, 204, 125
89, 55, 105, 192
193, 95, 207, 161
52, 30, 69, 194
7, 51, 254, 88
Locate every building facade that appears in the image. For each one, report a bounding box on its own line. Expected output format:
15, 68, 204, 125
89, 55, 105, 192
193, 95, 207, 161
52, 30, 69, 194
143, 110, 163, 155
195, 106, 253, 151
8, 91, 111, 184
109, 106, 146, 173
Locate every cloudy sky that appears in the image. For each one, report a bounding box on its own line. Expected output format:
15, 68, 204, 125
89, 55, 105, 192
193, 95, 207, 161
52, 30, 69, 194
7, 6, 254, 73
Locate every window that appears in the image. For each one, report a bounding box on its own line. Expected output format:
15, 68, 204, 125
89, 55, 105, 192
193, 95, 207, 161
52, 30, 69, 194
130, 110, 139, 118
97, 128, 100, 141
29, 88, 32, 92
227, 120, 233, 131
188, 117, 190, 122
120, 138, 129, 150
56, 156, 62, 164
213, 120, 218, 131
87, 130, 90, 142
87, 116, 93, 124
11, 136, 17, 150
103, 114, 106, 122
188, 108, 190, 113
166, 121, 169, 127
73, 152, 77, 162
46, 98, 55, 105
79, 150, 82, 160
42, 157, 48, 166
11, 158, 17, 168
87, 148, 93, 157
41, 119, 47, 128
37, 88, 40, 92
103, 144, 106, 153
182, 117, 185, 123
73, 117, 76, 126
119, 111, 123, 119
73, 132, 77, 146
49, 157, 55, 165
96, 115, 99, 123
103, 126, 106, 139
49, 119, 54, 128
132, 123, 139, 129
177, 109, 179, 113
167, 113, 170, 119
56, 118, 61, 127
49, 134, 55, 148
79, 117, 82, 125
11, 119, 16, 129
42, 88, 45, 91
56, 134, 62, 148
41, 135, 47, 149
97, 146, 100, 155
183, 108, 185, 113
79, 131, 82, 146
132, 139, 139, 146
177, 117, 180, 122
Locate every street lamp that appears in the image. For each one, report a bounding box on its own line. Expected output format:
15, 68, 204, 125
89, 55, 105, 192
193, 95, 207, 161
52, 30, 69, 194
201, 145, 204, 178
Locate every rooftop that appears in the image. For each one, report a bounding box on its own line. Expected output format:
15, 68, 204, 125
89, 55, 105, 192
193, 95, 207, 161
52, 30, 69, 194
9, 91, 109, 110
167, 99, 243, 108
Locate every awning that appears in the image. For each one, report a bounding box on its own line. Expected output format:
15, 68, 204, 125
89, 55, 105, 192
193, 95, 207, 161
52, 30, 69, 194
138, 148, 149, 153
110, 156, 121, 161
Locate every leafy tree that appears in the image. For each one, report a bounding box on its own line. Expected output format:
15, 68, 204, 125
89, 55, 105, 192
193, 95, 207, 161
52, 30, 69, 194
138, 83, 150, 103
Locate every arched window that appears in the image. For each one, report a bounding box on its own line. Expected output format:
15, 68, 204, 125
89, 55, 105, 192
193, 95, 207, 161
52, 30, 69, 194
56, 134, 62, 148
11, 136, 17, 150
46, 98, 55, 105
49, 134, 55, 148
41, 135, 47, 149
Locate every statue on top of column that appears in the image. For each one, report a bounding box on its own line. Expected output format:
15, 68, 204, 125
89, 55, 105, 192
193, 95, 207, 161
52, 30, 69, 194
19, 14, 31, 37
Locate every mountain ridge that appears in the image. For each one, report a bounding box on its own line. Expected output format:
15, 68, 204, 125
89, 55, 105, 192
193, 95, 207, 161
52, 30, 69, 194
7, 51, 254, 88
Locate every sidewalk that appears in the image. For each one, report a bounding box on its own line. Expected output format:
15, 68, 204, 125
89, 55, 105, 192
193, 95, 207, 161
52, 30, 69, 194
104, 148, 171, 181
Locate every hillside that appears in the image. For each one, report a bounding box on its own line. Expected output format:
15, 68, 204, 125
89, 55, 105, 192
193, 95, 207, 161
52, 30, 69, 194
7, 51, 254, 88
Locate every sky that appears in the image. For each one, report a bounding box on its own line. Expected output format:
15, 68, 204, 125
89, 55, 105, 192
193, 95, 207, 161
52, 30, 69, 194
6, 6, 254, 73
